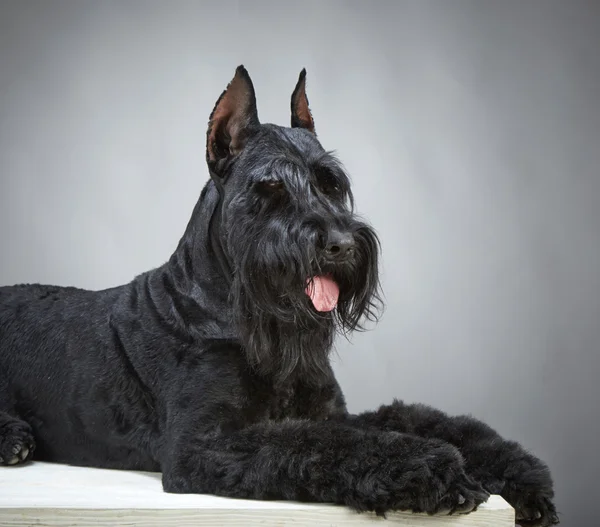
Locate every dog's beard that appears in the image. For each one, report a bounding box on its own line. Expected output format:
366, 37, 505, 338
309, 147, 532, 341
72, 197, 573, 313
229, 217, 382, 384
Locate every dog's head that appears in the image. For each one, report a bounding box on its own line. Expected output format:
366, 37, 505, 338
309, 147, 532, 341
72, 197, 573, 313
204, 66, 382, 381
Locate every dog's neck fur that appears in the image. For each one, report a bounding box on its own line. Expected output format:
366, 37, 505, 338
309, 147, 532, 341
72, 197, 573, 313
166, 182, 231, 307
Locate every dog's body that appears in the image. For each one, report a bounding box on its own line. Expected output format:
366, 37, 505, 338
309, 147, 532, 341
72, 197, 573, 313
0, 67, 558, 525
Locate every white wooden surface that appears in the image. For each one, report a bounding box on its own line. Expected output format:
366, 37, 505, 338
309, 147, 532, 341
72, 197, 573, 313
0, 462, 514, 526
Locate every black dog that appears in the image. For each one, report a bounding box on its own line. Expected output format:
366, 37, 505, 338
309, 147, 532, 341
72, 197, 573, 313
0, 66, 558, 525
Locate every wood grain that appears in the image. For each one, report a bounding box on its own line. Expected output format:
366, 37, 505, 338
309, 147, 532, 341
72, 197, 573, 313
0, 462, 515, 526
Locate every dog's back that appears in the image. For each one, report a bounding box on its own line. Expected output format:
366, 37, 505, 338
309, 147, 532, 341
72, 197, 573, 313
0, 283, 93, 383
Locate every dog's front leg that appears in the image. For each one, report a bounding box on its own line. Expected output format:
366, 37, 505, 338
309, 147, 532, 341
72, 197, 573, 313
345, 400, 559, 526
161, 417, 488, 516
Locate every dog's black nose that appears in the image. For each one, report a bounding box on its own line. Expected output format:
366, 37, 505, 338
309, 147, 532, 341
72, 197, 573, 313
324, 230, 356, 261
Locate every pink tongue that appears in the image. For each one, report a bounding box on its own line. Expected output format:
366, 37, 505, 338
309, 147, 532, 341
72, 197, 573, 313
306, 276, 340, 312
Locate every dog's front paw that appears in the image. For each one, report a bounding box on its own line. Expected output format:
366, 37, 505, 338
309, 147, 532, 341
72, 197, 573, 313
429, 470, 491, 516
342, 435, 489, 516
502, 453, 559, 526
403, 449, 490, 516
0, 418, 35, 466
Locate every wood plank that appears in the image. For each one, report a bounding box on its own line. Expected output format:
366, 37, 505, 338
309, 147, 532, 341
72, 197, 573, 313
0, 462, 514, 526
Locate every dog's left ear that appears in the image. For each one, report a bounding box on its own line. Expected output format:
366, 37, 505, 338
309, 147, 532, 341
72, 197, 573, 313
291, 69, 315, 134
207, 65, 260, 165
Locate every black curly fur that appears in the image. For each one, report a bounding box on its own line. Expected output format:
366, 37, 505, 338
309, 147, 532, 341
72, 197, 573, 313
0, 66, 558, 525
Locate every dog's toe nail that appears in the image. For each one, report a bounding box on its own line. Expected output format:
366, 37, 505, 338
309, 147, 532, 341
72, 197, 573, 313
7, 456, 19, 465
19, 446, 29, 460
12, 444, 21, 455
457, 494, 466, 505
535, 510, 542, 519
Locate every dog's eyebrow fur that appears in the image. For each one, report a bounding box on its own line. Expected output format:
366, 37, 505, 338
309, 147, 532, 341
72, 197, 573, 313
262, 158, 303, 184
310, 153, 354, 206
262, 156, 353, 206
314, 152, 349, 179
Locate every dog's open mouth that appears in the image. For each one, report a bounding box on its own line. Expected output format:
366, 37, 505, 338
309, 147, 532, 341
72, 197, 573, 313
305, 275, 340, 312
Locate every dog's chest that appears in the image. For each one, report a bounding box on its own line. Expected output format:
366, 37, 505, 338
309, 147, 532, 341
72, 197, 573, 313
258, 381, 343, 422
267, 384, 296, 420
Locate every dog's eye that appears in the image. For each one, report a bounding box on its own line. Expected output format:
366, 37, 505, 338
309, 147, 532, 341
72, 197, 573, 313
317, 172, 341, 196
256, 179, 285, 195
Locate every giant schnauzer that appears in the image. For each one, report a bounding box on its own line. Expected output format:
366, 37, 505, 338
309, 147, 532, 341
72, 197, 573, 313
0, 66, 558, 525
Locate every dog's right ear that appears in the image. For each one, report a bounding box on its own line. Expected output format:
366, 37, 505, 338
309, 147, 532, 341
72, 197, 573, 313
206, 65, 259, 167
290, 69, 315, 134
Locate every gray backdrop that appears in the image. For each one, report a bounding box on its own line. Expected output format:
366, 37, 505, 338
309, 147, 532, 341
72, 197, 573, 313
1, 1, 598, 525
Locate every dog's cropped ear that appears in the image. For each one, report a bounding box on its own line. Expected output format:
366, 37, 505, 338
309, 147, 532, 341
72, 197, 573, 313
291, 69, 315, 134
207, 65, 260, 165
